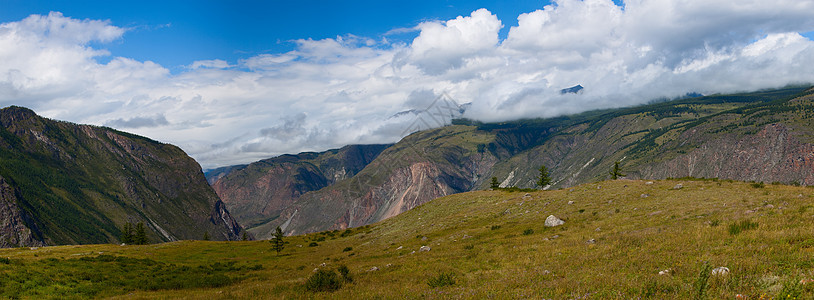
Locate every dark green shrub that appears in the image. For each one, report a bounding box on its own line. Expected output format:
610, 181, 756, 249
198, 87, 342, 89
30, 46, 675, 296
490, 225, 501, 230
751, 182, 765, 188
427, 272, 456, 288
337, 264, 352, 283
305, 269, 342, 292
522, 228, 534, 235
342, 247, 353, 252
308, 242, 319, 247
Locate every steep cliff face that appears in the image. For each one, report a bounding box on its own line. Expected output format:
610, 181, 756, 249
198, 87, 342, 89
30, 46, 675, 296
210, 144, 391, 231
0, 106, 246, 247
251, 126, 499, 238
0, 176, 45, 247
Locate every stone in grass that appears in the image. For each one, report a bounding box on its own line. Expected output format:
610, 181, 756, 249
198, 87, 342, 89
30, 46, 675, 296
368, 266, 379, 272
419, 245, 431, 252
672, 183, 683, 190
711, 267, 730, 276
544, 215, 565, 227
586, 239, 596, 244
645, 181, 654, 185
658, 269, 672, 275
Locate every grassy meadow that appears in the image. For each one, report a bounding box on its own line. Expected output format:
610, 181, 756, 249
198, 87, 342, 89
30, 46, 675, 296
2, 179, 814, 299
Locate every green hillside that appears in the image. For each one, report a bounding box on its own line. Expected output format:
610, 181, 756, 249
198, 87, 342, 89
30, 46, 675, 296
2, 179, 813, 298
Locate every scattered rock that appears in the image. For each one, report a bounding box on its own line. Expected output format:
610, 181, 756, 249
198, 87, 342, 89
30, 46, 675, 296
120, 243, 126, 246
595, 227, 601, 232
551, 235, 560, 239
385, 264, 392, 268
569, 189, 574, 192
608, 200, 613, 204
648, 211, 663, 216
765, 204, 774, 209
745, 210, 756, 214
672, 184, 683, 190
798, 194, 805, 198
462, 235, 472, 239
544, 215, 565, 227
396, 246, 403, 250
711, 267, 730, 276
542, 270, 551, 275
368, 266, 379, 272
645, 181, 654, 185
658, 269, 671, 275
297, 245, 302, 248
640, 194, 649, 198
313, 268, 319, 272
567, 201, 575, 205
29, 247, 38, 250
410, 251, 415, 254
319, 262, 327, 267
586, 239, 596, 244
419, 245, 431, 252
421, 236, 428, 241
597, 185, 601, 189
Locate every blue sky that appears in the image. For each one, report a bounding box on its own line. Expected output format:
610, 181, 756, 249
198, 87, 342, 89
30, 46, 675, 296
1, 1, 814, 168
1, 0, 572, 72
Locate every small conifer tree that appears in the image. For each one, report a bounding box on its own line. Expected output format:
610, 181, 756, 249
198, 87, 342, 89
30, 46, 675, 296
270, 226, 285, 255
490, 177, 500, 190
536, 165, 551, 188
134, 222, 148, 245
609, 161, 626, 180
120, 222, 134, 244
203, 231, 210, 241
242, 231, 249, 241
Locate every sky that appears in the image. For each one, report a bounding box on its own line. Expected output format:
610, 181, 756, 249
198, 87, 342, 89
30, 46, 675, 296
2, 0, 814, 168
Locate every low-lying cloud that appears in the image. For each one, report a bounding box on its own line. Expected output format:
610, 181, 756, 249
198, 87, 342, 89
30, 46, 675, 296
2, 1, 814, 168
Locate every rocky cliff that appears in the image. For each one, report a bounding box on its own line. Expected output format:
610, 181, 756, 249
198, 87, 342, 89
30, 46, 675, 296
210, 144, 390, 232
0, 106, 247, 247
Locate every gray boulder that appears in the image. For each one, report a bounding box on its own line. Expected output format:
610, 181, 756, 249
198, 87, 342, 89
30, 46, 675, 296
544, 215, 565, 227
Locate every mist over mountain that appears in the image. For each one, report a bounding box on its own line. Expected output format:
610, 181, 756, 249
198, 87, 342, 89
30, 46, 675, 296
210, 86, 814, 237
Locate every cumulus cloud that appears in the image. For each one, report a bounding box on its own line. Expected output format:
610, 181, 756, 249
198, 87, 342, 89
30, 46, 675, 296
2, 2, 814, 168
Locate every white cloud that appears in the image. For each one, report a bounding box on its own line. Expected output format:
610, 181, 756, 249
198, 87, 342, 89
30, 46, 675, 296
2, 3, 814, 168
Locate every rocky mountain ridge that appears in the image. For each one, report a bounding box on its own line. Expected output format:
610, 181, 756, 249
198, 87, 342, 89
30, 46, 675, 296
210, 86, 814, 238
0, 106, 246, 247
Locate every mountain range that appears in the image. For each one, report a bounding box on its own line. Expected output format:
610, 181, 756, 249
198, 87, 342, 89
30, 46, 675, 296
208, 85, 814, 238
0, 106, 246, 247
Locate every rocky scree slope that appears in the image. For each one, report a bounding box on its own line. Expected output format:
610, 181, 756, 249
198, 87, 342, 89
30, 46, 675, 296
0, 106, 246, 247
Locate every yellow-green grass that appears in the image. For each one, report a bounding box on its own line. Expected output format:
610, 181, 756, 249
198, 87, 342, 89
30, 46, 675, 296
3, 179, 814, 299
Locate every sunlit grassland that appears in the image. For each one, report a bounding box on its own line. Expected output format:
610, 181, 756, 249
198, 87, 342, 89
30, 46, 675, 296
2, 179, 814, 299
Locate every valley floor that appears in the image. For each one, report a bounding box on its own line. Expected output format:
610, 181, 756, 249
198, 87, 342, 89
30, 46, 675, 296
2, 179, 814, 299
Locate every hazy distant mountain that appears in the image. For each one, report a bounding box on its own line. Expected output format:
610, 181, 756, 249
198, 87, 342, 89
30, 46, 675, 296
0, 106, 246, 247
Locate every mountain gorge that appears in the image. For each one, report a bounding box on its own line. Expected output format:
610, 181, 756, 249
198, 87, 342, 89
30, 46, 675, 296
210, 86, 814, 238
0, 106, 246, 247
